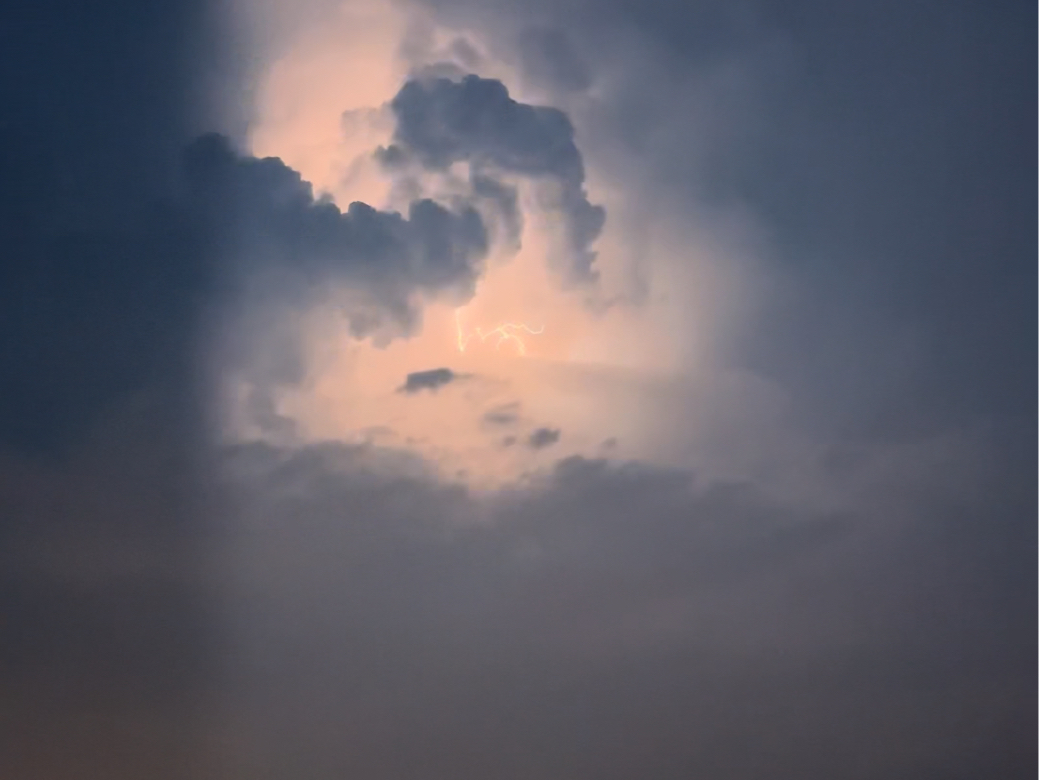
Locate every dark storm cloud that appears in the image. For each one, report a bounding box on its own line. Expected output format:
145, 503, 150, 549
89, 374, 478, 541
0, 1, 226, 777
380, 73, 606, 283
527, 426, 561, 449
0, 17, 210, 455
3, 1, 1033, 779
399, 367, 458, 393
0, 129, 490, 456
186, 133, 489, 338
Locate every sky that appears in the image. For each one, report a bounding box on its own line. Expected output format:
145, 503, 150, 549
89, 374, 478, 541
0, 0, 1034, 778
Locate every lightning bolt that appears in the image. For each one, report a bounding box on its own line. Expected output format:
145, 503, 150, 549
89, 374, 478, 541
455, 310, 544, 356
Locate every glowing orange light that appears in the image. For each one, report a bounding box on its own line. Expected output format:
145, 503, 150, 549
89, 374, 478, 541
454, 310, 544, 356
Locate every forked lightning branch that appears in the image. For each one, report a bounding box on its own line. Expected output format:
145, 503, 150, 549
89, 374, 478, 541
454, 310, 544, 356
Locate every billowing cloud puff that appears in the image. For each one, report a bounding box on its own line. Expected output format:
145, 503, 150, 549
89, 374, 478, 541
379, 74, 605, 284
185, 134, 489, 339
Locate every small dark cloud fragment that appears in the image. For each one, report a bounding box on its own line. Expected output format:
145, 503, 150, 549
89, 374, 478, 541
528, 427, 561, 449
501, 435, 517, 448
399, 367, 457, 394
483, 402, 520, 426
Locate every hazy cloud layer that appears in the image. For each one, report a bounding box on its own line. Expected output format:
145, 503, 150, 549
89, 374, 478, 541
215, 438, 1033, 779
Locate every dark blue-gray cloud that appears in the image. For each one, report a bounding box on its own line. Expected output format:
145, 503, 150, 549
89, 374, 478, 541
399, 367, 459, 393
186, 133, 488, 336
380, 74, 605, 284
0, 1, 225, 776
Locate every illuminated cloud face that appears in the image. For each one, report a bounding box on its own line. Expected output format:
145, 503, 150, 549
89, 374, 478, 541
228, 0, 770, 489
